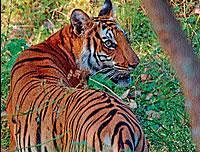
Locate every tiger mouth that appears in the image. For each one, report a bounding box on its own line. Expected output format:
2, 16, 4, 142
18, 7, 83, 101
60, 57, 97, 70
92, 67, 132, 87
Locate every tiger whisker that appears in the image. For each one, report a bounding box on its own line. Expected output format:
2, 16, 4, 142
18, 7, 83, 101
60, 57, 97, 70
92, 67, 114, 76
102, 69, 116, 79
108, 71, 120, 80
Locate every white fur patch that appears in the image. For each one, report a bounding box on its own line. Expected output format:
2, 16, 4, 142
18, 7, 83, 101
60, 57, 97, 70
103, 135, 111, 146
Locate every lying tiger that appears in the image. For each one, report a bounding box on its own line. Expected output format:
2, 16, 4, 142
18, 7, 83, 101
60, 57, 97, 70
6, 0, 148, 151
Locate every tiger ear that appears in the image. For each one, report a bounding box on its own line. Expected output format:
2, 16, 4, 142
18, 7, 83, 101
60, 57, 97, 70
70, 9, 91, 36
98, 0, 113, 18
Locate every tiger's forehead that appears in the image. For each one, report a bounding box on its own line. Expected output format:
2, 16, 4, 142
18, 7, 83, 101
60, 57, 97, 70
92, 18, 116, 27
92, 18, 124, 32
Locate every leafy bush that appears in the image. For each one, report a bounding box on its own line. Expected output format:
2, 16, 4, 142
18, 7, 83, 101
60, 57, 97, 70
1, 36, 29, 107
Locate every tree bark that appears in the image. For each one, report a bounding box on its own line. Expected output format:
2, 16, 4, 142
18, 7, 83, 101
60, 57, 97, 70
142, 0, 200, 151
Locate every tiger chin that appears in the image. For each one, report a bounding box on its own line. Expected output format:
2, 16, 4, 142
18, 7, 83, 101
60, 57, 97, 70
6, 0, 149, 152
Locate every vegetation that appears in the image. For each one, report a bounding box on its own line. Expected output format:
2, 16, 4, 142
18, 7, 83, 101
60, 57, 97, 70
1, 0, 199, 151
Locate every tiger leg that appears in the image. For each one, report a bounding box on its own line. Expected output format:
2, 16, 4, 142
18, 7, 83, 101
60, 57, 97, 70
8, 120, 16, 151
7, 102, 16, 151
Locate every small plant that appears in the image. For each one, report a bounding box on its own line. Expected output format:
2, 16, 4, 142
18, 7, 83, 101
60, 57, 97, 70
1, 36, 29, 107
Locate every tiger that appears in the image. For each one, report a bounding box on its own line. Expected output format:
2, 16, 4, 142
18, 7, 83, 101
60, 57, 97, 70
6, 0, 148, 151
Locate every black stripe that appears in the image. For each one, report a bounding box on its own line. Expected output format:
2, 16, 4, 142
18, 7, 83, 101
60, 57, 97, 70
83, 112, 107, 140
118, 128, 124, 151
116, 103, 140, 123
63, 90, 86, 122
11, 70, 37, 93
11, 63, 24, 81
13, 57, 52, 68
92, 132, 97, 151
125, 139, 133, 151
37, 65, 67, 78
28, 135, 32, 152
28, 47, 70, 71
46, 42, 77, 72
87, 37, 93, 70
120, 113, 142, 147
105, 29, 110, 36
32, 75, 59, 81
119, 112, 142, 148
69, 92, 102, 140
72, 95, 110, 138
67, 90, 98, 118
118, 111, 140, 129
18, 121, 22, 152
141, 136, 146, 152
59, 28, 65, 46
35, 86, 58, 111
29, 85, 55, 122
62, 91, 86, 146
19, 81, 41, 107
36, 113, 42, 152
44, 146, 48, 152
111, 121, 135, 149
95, 32, 101, 40
108, 33, 112, 39
52, 91, 67, 112
42, 88, 63, 120
15, 79, 39, 105
26, 44, 76, 83
92, 37, 100, 66
77, 104, 114, 141
102, 24, 107, 30
86, 38, 99, 71
97, 109, 118, 150
23, 111, 30, 150
52, 119, 59, 151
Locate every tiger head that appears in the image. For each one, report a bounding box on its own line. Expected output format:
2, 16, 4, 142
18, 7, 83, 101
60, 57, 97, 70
70, 0, 139, 87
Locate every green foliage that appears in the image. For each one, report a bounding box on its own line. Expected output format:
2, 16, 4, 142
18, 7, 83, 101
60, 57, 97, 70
1, 36, 28, 104
1, 119, 10, 150
132, 49, 196, 151
89, 47, 196, 152
181, 15, 200, 56
116, 1, 157, 51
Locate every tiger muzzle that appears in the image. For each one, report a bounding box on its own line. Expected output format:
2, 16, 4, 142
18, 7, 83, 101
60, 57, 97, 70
112, 71, 132, 87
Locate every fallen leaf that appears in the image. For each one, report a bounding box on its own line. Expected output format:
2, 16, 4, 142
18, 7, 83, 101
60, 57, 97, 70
153, 92, 158, 96
126, 89, 142, 99
128, 99, 137, 109
121, 89, 130, 99
140, 74, 151, 82
146, 110, 160, 120
1, 111, 7, 118
144, 68, 149, 72
145, 93, 153, 100
194, 6, 200, 15
135, 90, 142, 97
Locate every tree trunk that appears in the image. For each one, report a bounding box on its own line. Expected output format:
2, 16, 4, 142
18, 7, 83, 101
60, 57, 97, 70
142, 0, 200, 151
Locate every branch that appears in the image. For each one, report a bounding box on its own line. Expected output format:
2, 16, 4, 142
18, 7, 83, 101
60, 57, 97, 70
142, 0, 200, 150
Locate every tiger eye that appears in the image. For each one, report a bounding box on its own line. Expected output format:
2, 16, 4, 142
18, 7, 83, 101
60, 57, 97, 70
104, 40, 112, 48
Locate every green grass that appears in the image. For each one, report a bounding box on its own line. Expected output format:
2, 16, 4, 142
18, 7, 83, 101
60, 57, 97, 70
1, 0, 199, 151
132, 50, 196, 151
